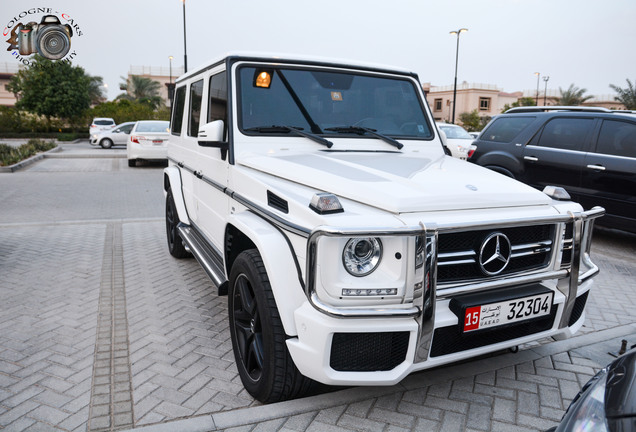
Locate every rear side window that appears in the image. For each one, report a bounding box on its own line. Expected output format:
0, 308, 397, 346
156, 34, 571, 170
188, 80, 204, 137
596, 119, 636, 158
533, 118, 594, 151
480, 116, 535, 143
208, 71, 227, 124
171, 86, 186, 136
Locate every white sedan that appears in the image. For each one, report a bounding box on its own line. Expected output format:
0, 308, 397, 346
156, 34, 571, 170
437, 122, 475, 160
126, 120, 170, 167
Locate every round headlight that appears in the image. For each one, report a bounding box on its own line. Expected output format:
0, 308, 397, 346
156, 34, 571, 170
342, 238, 382, 277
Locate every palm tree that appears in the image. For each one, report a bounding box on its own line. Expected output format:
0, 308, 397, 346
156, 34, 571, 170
88, 75, 106, 105
117, 75, 163, 109
555, 84, 593, 106
610, 79, 636, 110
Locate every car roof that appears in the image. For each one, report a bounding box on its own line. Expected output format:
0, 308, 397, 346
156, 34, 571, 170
177, 51, 416, 84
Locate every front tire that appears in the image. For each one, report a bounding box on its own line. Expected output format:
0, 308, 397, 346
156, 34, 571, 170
101, 138, 113, 149
165, 189, 189, 258
128, 159, 136, 167
229, 249, 314, 403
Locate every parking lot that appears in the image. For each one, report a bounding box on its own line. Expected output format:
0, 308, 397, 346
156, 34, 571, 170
0, 142, 635, 432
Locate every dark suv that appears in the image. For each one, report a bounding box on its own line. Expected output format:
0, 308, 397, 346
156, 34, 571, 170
469, 107, 636, 233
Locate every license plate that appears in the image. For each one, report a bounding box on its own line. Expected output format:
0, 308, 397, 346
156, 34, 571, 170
463, 291, 553, 332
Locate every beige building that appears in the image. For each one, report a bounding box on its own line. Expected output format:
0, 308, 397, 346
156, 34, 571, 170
125, 65, 185, 107
425, 82, 627, 127
0, 63, 22, 106
425, 82, 522, 123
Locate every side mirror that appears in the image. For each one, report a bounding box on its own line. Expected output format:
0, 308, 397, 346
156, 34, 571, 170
198, 120, 228, 160
198, 120, 224, 143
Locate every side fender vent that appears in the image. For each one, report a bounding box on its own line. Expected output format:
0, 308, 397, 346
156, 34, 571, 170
267, 191, 289, 214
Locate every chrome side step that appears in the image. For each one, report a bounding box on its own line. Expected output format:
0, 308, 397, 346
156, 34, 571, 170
178, 223, 228, 295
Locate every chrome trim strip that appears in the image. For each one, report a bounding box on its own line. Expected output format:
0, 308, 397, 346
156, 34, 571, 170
559, 212, 582, 328
415, 230, 437, 362
171, 157, 312, 237
435, 269, 568, 299
438, 259, 476, 266
439, 250, 476, 259
511, 240, 552, 251
309, 293, 420, 317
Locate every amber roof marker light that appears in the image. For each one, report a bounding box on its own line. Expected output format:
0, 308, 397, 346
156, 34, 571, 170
254, 70, 273, 88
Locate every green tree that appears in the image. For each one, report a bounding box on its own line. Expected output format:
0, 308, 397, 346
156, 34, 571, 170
555, 84, 593, 106
458, 109, 490, 131
501, 97, 536, 113
117, 75, 163, 109
609, 79, 636, 110
7, 55, 100, 130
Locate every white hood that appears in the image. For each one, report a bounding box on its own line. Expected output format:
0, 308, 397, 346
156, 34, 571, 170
239, 151, 551, 213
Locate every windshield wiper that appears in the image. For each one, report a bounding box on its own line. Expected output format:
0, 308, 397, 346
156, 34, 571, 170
244, 125, 333, 148
324, 126, 403, 150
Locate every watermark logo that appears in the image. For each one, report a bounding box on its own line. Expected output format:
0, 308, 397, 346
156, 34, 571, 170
4, 7, 83, 65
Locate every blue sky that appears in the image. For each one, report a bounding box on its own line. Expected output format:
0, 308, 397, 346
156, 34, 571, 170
2, 0, 634, 100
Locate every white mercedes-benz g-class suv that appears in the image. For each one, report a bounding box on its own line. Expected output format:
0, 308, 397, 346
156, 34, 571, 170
164, 53, 604, 403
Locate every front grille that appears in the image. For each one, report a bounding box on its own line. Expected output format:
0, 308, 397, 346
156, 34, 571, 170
568, 291, 589, 326
430, 307, 557, 357
437, 224, 555, 284
330, 332, 409, 372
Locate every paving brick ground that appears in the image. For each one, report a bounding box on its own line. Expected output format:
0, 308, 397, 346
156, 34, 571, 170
0, 143, 635, 431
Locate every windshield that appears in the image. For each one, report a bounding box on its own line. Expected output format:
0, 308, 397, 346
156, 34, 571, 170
238, 65, 432, 139
439, 125, 473, 139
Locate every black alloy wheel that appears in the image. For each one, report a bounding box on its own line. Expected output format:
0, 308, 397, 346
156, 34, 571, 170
228, 249, 315, 403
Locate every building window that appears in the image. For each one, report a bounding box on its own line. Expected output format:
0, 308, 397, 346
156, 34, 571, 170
479, 97, 491, 111
434, 98, 442, 111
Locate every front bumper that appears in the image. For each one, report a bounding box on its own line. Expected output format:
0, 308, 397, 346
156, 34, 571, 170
287, 279, 592, 386
287, 207, 603, 386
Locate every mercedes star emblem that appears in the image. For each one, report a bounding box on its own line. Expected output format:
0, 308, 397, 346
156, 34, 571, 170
479, 232, 512, 275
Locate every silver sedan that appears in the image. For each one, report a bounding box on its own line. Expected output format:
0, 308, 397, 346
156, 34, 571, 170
90, 122, 136, 149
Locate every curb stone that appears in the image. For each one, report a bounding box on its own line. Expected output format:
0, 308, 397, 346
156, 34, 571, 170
0, 145, 62, 173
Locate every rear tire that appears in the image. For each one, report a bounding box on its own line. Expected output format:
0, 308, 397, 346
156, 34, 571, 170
165, 189, 190, 258
101, 138, 113, 149
229, 249, 315, 403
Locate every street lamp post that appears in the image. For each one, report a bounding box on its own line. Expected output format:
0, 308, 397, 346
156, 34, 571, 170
450, 28, 468, 124
181, 0, 187, 73
169, 56, 173, 84
543, 76, 550, 105
534, 72, 540, 106
168, 55, 174, 109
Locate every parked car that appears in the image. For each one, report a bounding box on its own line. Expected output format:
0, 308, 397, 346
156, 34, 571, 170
469, 106, 636, 233
437, 122, 474, 160
90, 122, 136, 149
164, 53, 604, 403
548, 347, 636, 432
126, 120, 170, 167
89, 117, 116, 134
